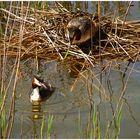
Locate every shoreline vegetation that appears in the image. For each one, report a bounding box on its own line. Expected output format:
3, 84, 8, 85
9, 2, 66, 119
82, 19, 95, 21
0, 1, 140, 138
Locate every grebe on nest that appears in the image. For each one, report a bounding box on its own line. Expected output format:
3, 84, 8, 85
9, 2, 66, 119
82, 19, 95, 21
66, 16, 108, 54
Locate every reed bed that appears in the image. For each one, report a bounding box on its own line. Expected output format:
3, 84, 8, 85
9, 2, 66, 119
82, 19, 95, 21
0, 2, 140, 138
0, 2, 140, 67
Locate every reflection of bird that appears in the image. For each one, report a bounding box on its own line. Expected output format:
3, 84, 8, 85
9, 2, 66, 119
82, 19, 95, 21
66, 16, 99, 45
30, 76, 55, 102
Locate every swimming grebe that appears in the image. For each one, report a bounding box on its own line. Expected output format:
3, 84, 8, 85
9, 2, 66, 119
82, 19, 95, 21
30, 76, 55, 102
66, 16, 99, 45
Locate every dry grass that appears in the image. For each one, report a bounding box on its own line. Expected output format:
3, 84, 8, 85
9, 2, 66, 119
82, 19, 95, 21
0, 2, 140, 67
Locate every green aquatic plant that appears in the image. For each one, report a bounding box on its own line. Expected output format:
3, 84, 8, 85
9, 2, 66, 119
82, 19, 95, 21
82, 102, 123, 139
78, 109, 82, 138
0, 94, 6, 139
112, 102, 123, 139
105, 120, 110, 139
1, 109, 6, 138
84, 106, 101, 139
40, 115, 45, 139
47, 114, 54, 139
105, 101, 123, 139
92, 105, 100, 139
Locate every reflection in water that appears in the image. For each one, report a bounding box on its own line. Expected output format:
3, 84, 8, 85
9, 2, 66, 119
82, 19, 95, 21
31, 101, 44, 139
30, 101, 54, 139
31, 101, 43, 120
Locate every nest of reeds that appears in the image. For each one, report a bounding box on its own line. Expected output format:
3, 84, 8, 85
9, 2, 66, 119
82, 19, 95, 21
0, 2, 140, 70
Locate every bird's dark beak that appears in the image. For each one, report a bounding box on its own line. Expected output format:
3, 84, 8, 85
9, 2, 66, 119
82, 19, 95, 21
64, 30, 73, 59
69, 32, 75, 45
68, 27, 81, 45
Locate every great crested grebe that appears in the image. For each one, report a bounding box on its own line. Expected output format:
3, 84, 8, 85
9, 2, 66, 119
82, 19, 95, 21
66, 16, 99, 45
30, 76, 55, 102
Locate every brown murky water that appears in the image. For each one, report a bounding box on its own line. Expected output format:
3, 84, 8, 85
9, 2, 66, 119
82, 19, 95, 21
1, 1, 140, 139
